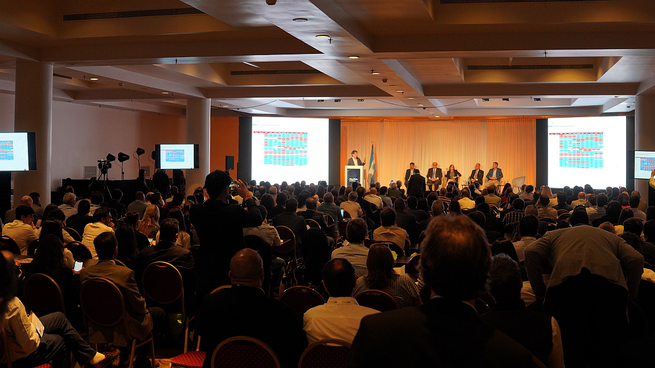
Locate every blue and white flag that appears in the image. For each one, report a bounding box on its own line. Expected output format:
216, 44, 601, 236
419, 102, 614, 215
368, 143, 376, 185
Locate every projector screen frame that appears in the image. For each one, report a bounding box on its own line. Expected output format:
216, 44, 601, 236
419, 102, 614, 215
154, 143, 200, 170
0, 132, 37, 172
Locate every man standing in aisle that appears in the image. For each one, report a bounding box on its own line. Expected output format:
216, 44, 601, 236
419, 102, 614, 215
486, 162, 503, 188
404, 162, 420, 186
426, 162, 442, 192
347, 150, 365, 166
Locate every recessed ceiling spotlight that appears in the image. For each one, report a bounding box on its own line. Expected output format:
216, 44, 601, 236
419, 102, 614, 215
396, 90, 404, 93
316, 35, 330, 38
502, 98, 510, 102
435, 115, 440, 118
357, 99, 364, 102
162, 91, 169, 95
417, 103, 423, 106
408, 97, 414, 100
482, 98, 490, 102
89, 77, 99, 81
334, 99, 341, 102
317, 99, 324, 102
533, 97, 542, 102
371, 70, 380, 75
293, 18, 308, 22
348, 55, 359, 59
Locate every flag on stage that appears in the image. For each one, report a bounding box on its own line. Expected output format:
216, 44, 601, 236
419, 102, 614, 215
368, 143, 376, 185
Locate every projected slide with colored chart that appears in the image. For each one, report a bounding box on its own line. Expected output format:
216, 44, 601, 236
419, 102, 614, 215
547, 117, 626, 188
554, 132, 603, 169
251, 117, 329, 184
0, 140, 14, 161
258, 131, 308, 166
634, 151, 655, 179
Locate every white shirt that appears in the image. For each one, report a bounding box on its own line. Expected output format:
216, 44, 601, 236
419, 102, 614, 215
81, 221, 115, 259
331, 241, 369, 277
459, 197, 476, 210
303, 297, 379, 344
513, 236, 537, 262
364, 194, 383, 209
2, 220, 38, 255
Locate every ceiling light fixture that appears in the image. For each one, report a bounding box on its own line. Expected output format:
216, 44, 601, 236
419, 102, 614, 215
89, 77, 99, 81
502, 98, 510, 102
482, 98, 490, 102
435, 115, 440, 118
357, 99, 364, 102
417, 103, 423, 106
316, 34, 330, 38
396, 90, 404, 93
317, 99, 324, 102
371, 70, 380, 75
334, 99, 341, 102
162, 91, 169, 95
533, 97, 541, 102
408, 97, 414, 100
348, 56, 359, 59
293, 18, 308, 22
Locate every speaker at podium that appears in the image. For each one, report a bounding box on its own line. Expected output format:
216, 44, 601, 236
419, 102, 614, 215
345, 165, 364, 187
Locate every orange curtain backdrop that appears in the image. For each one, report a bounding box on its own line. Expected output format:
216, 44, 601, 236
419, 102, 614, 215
340, 119, 536, 188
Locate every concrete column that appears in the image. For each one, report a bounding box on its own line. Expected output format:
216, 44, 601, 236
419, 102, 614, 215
186, 98, 211, 193
13, 60, 53, 206
634, 94, 655, 201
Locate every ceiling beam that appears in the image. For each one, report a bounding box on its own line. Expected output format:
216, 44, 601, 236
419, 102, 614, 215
201, 85, 391, 99
423, 83, 639, 98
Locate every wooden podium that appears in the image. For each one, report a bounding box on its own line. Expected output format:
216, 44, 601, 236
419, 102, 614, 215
345, 165, 364, 187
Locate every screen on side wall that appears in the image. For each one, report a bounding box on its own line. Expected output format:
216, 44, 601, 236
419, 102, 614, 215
155, 144, 199, 169
251, 117, 329, 184
0, 132, 36, 171
635, 151, 655, 179
547, 117, 626, 189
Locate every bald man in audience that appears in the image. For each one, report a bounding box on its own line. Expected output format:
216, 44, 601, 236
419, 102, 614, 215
197, 249, 306, 368
303, 258, 378, 344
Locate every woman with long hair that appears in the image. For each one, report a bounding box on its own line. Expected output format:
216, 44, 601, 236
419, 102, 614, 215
138, 204, 160, 239
445, 164, 461, 187
353, 244, 421, 307
38, 217, 75, 269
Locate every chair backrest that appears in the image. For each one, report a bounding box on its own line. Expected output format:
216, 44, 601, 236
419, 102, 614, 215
142, 261, 184, 313
66, 241, 92, 261
531, 355, 547, 368
211, 285, 232, 294
24, 273, 66, 316
64, 227, 82, 241
405, 254, 421, 281
354, 290, 398, 312
305, 219, 321, 230
211, 336, 280, 368
80, 277, 126, 329
273, 225, 296, 258
364, 240, 404, 257
279, 286, 325, 323
511, 176, 526, 188
342, 210, 352, 219
0, 235, 20, 255
298, 339, 351, 368
27, 239, 39, 257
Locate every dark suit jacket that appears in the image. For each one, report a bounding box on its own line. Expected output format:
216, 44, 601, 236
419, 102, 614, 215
347, 297, 532, 368
298, 209, 328, 230
469, 169, 484, 183
273, 211, 307, 243
407, 174, 426, 198
405, 168, 420, 183
102, 200, 126, 218
197, 286, 307, 368
189, 198, 262, 293
66, 213, 94, 238
486, 168, 504, 181
396, 210, 419, 244
140, 240, 194, 270
426, 168, 443, 185
407, 208, 429, 223
268, 204, 285, 219
80, 260, 153, 344
347, 157, 364, 166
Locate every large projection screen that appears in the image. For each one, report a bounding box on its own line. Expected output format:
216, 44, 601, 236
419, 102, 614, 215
547, 116, 626, 189
251, 117, 329, 184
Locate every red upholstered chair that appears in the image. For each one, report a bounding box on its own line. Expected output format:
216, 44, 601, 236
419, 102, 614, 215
0, 327, 52, 368
24, 273, 66, 316
211, 336, 280, 368
141, 261, 193, 352
80, 278, 155, 368
0, 235, 20, 255
273, 225, 297, 261
298, 339, 351, 368
354, 290, 398, 312
305, 219, 321, 230
279, 286, 325, 324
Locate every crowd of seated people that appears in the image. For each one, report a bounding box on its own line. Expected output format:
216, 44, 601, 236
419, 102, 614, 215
4, 172, 655, 368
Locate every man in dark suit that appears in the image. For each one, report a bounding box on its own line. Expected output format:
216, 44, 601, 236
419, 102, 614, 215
101, 188, 127, 218
273, 198, 307, 244
393, 199, 419, 244
426, 162, 442, 192
141, 218, 194, 270
80, 233, 166, 347
189, 170, 262, 307
348, 215, 533, 368
407, 173, 425, 198
268, 192, 287, 219
197, 249, 307, 368
469, 162, 484, 185
404, 162, 419, 186
298, 197, 328, 230
347, 150, 365, 166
